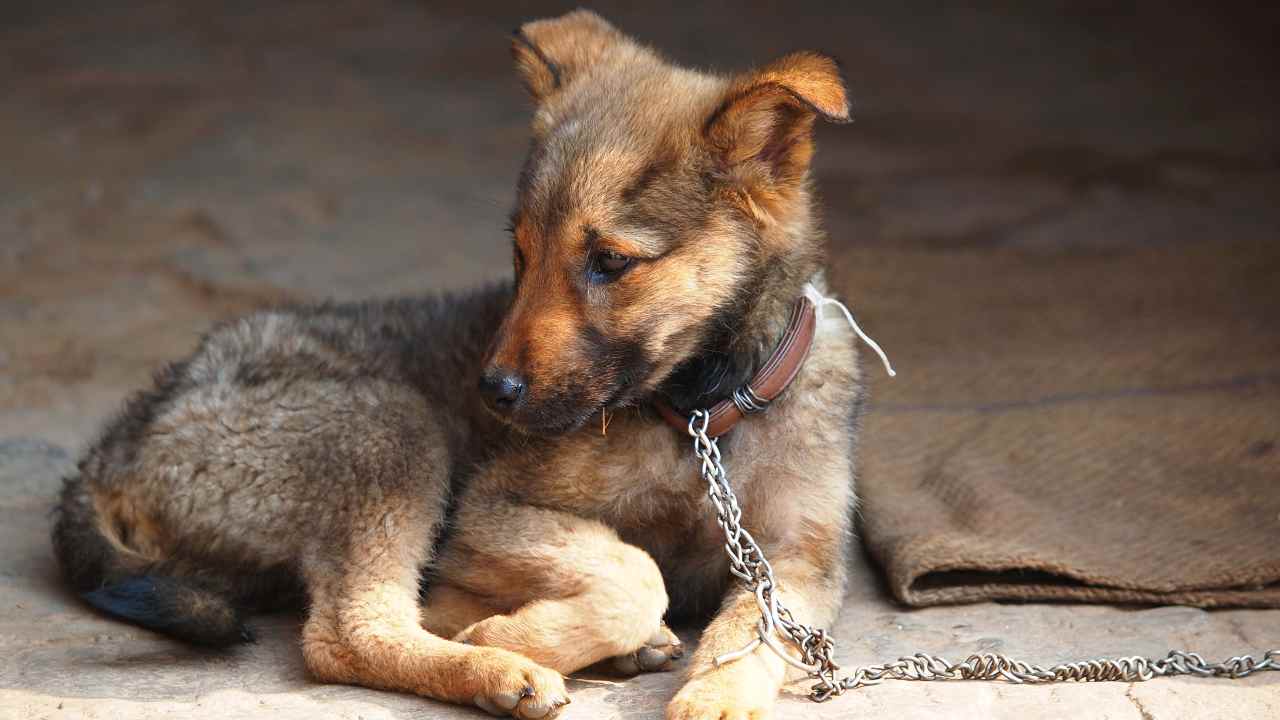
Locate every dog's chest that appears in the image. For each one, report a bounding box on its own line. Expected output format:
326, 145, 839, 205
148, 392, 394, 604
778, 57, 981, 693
533, 419, 706, 520
527, 417, 763, 574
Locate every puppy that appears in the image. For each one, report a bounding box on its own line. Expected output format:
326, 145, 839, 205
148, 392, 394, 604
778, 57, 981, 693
52, 10, 864, 719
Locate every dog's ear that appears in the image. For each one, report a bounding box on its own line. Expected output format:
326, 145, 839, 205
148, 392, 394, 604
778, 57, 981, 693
704, 51, 850, 216
511, 10, 624, 102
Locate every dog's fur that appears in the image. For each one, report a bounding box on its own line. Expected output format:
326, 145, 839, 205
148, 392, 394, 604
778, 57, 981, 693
52, 10, 865, 719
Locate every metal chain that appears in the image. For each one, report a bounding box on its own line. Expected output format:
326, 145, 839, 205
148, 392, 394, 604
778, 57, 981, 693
685, 409, 1280, 702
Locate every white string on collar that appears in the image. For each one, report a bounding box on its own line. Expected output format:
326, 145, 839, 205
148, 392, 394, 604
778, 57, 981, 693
803, 283, 897, 378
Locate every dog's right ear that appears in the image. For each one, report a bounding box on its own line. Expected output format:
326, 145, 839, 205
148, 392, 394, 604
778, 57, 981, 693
511, 10, 623, 102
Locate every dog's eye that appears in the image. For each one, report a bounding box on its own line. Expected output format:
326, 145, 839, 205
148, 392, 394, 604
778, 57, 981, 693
589, 250, 633, 282
596, 251, 631, 273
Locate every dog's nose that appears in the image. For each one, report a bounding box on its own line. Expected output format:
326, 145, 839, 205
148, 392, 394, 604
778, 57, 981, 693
479, 369, 526, 413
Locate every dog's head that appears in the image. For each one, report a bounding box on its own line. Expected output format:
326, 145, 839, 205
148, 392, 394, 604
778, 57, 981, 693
481, 10, 849, 435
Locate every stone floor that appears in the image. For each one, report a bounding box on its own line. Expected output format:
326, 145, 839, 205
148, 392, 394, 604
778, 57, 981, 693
1, 1, 1277, 718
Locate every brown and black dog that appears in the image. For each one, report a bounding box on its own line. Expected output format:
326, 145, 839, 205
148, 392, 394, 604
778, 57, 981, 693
52, 10, 865, 719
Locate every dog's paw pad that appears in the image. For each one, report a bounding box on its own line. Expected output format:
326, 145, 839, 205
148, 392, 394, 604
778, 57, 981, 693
609, 624, 683, 676
471, 651, 569, 719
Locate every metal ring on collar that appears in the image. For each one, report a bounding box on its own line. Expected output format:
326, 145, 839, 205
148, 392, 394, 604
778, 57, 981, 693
731, 385, 771, 415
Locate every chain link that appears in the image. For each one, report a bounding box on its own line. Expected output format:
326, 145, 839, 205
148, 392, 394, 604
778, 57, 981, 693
685, 409, 1279, 702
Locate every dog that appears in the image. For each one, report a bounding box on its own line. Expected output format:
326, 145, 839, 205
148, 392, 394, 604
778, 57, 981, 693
52, 10, 865, 719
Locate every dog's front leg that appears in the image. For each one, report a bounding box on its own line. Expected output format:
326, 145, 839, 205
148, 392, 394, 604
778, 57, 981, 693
426, 499, 682, 677
668, 548, 849, 720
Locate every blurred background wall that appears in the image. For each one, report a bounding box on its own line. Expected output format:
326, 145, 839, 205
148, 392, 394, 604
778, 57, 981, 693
1, 0, 1277, 463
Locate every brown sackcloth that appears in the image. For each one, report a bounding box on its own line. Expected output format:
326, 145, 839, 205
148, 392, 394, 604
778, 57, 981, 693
840, 239, 1280, 608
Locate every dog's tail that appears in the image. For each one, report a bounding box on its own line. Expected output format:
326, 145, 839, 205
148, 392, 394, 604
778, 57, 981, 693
51, 473, 252, 648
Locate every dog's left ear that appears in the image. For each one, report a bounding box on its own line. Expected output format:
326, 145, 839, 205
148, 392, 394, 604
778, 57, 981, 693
704, 51, 850, 214
511, 10, 624, 102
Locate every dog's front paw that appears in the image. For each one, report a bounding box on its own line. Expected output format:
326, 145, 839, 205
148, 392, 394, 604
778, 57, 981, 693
469, 647, 570, 719
666, 667, 776, 720
666, 694, 772, 720
609, 624, 684, 675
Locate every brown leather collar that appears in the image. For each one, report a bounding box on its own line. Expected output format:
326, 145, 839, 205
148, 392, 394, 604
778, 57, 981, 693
654, 295, 818, 438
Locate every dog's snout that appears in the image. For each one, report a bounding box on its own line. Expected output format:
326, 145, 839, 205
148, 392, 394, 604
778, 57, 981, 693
479, 369, 527, 414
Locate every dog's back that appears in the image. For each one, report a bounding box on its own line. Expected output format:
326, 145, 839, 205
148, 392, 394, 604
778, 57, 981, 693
52, 288, 510, 645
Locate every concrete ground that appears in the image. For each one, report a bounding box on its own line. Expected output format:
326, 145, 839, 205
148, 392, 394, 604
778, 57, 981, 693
1, 1, 1277, 718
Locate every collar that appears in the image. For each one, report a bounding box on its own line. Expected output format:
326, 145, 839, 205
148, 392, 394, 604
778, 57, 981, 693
653, 295, 818, 438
